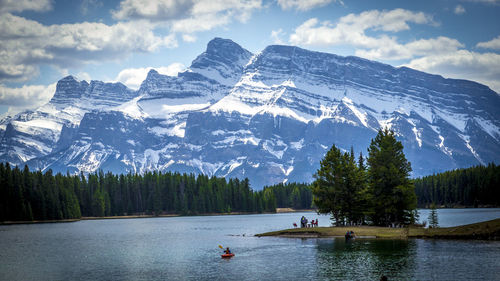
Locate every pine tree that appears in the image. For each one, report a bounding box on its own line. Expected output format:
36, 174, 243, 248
311, 144, 368, 225
428, 203, 438, 228
311, 144, 344, 224
367, 129, 417, 226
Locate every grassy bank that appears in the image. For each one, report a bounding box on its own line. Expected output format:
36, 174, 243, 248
276, 208, 316, 213
256, 218, 500, 240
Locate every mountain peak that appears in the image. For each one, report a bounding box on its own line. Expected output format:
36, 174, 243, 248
205, 38, 244, 54
60, 75, 78, 81
192, 38, 252, 67
146, 69, 159, 78
190, 38, 253, 85
49, 75, 89, 105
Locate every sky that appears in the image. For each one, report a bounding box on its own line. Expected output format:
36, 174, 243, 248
1, 0, 500, 115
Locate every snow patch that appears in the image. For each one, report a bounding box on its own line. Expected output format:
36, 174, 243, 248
263, 140, 286, 159
438, 135, 453, 156
342, 97, 368, 127
474, 117, 500, 141
211, 129, 225, 136
412, 127, 422, 147
113, 96, 148, 119
462, 135, 485, 164
148, 122, 185, 138
290, 139, 304, 150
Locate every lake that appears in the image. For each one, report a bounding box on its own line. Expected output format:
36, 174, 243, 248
1, 209, 499, 280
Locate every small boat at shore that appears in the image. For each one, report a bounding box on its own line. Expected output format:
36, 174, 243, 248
221, 253, 235, 258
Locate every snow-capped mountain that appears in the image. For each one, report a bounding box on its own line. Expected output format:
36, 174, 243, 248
0, 77, 137, 165
2, 38, 499, 188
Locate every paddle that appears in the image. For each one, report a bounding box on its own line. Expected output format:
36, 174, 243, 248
218, 245, 224, 250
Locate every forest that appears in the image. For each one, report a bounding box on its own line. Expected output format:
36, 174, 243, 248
1, 160, 498, 222
0, 163, 284, 222
414, 163, 500, 207
262, 182, 312, 210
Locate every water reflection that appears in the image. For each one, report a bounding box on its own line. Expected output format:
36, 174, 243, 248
1, 211, 499, 281
315, 238, 417, 280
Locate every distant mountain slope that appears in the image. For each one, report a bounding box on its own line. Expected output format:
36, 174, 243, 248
2, 38, 499, 188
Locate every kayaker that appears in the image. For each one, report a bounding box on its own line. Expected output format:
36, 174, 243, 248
224, 247, 232, 254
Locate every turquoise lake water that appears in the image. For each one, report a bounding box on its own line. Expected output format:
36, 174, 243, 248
0, 209, 499, 280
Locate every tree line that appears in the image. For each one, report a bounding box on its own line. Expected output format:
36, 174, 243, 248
414, 163, 500, 207
2, 140, 497, 223
0, 163, 281, 222
312, 129, 417, 227
262, 182, 313, 209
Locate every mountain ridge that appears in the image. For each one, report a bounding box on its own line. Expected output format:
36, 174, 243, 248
1, 38, 499, 188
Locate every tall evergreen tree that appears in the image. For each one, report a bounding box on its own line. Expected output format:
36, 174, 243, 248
367, 129, 417, 226
311, 144, 367, 225
311, 144, 344, 224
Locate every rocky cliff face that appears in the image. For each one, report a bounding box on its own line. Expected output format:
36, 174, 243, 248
2, 38, 499, 188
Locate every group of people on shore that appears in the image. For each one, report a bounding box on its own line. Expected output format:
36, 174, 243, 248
345, 230, 356, 239
298, 216, 318, 228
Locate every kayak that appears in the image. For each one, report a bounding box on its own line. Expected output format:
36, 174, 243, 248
221, 253, 235, 258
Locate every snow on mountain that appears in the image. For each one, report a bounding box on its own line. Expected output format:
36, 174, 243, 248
0, 76, 137, 164
2, 38, 500, 188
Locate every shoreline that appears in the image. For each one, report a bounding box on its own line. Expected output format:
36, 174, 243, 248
0, 210, 286, 225
255, 218, 500, 240
276, 208, 316, 213
0, 219, 81, 225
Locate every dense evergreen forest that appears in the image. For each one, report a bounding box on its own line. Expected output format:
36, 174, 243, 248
2, 160, 499, 222
414, 163, 500, 207
262, 182, 313, 209
0, 163, 281, 222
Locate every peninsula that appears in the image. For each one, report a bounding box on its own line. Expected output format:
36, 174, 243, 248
256, 218, 500, 240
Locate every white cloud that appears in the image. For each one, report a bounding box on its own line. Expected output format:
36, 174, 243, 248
114, 63, 187, 89
112, 0, 194, 21
286, 8, 500, 92
1, 0, 261, 84
288, 9, 454, 61
0, 0, 52, 13
76, 72, 92, 82
270, 28, 285, 44
477, 35, 500, 50
356, 36, 464, 61
0, 13, 178, 82
0, 83, 56, 114
454, 5, 466, 14
182, 34, 197, 42
277, 0, 335, 11
113, 0, 262, 33
290, 9, 434, 48
404, 50, 500, 93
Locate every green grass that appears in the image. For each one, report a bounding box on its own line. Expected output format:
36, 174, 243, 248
256, 218, 500, 240
408, 218, 500, 240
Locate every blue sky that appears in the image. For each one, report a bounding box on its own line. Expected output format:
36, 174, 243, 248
1, 0, 499, 115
